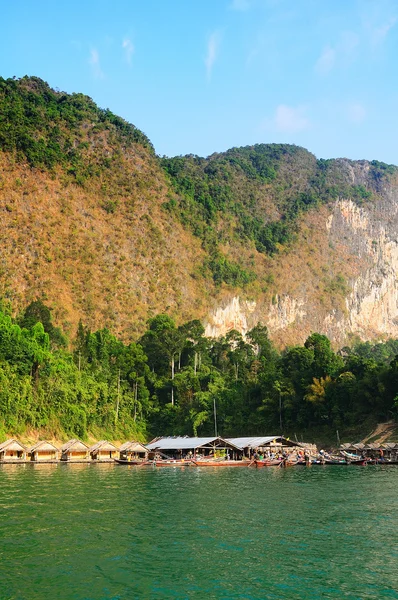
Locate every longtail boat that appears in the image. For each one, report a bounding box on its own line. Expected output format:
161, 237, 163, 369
150, 459, 192, 467
114, 458, 147, 465
192, 459, 252, 467
252, 459, 282, 467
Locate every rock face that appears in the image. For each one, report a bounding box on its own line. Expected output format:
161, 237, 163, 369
205, 167, 398, 345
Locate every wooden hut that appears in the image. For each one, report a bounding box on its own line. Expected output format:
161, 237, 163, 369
381, 442, 398, 461
89, 441, 118, 461
146, 436, 242, 460
0, 439, 26, 461
119, 441, 148, 461
29, 441, 59, 462
227, 436, 304, 458
60, 439, 89, 461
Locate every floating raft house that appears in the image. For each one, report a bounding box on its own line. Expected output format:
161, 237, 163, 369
119, 441, 148, 460
89, 441, 118, 461
29, 441, 59, 462
61, 439, 89, 461
0, 439, 26, 461
146, 436, 242, 459
227, 436, 302, 455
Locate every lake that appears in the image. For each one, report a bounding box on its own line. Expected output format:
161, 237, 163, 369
0, 463, 397, 599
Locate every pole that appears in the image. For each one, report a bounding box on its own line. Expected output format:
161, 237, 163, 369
279, 389, 282, 435
213, 397, 218, 437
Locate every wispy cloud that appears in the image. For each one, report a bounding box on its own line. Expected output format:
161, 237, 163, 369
122, 38, 134, 65
347, 102, 366, 124
272, 104, 310, 134
371, 16, 397, 45
205, 31, 221, 81
315, 45, 335, 75
89, 48, 104, 79
315, 31, 359, 76
230, 0, 251, 10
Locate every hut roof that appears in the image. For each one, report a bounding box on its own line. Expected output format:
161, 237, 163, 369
89, 440, 118, 452
29, 441, 59, 452
0, 438, 26, 452
381, 442, 398, 449
352, 443, 366, 450
340, 443, 353, 449
366, 443, 380, 450
61, 439, 89, 452
119, 441, 148, 453
227, 436, 301, 449
146, 436, 241, 451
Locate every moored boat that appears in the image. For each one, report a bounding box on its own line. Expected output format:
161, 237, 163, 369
253, 459, 282, 467
114, 458, 147, 465
192, 459, 252, 467
150, 459, 192, 467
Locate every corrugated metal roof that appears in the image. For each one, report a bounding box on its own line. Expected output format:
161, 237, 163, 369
146, 436, 238, 451
227, 436, 279, 449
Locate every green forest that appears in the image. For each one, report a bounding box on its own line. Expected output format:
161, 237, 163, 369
1, 299, 397, 444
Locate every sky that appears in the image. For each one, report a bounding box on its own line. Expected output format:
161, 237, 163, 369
1, 0, 398, 163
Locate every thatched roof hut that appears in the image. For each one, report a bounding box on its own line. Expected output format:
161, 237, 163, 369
28, 441, 59, 462
89, 440, 118, 461
60, 439, 89, 461
0, 439, 26, 461
119, 441, 148, 460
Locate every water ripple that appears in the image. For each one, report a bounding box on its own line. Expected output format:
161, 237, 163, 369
0, 465, 398, 599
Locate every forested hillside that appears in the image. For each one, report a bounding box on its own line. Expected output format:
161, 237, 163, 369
1, 76, 398, 441
0, 300, 397, 443
162, 145, 395, 287
1, 76, 398, 346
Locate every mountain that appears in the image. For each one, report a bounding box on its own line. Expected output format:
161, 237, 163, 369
1, 76, 398, 346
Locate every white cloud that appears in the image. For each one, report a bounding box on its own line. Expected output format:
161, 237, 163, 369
89, 48, 104, 79
372, 16, 397, 45
272, 104, 310, 133
205, 31, 221, 81
122, 38, 134, 65
315, 45, 336, 75
347, 103, 366, 124
315, 31, 359, 76
230, 0, 251, 10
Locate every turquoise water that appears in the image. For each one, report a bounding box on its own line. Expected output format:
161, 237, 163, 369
1, 464, 398, 600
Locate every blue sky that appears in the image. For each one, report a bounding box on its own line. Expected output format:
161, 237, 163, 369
1, 0, 398, 163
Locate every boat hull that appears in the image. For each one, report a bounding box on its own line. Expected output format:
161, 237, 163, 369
114, 458, 147, 465
253, 459, 282, 467
192, 460, 252, 467
150, 460, 192, 467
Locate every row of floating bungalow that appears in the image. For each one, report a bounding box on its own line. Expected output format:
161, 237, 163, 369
2, 435, 397, 465
340, 442, 398, 461
0, 438, 147, 463
0, 435, 302, 464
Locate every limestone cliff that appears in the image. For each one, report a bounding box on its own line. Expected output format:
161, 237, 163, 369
204, 161, 398, 347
